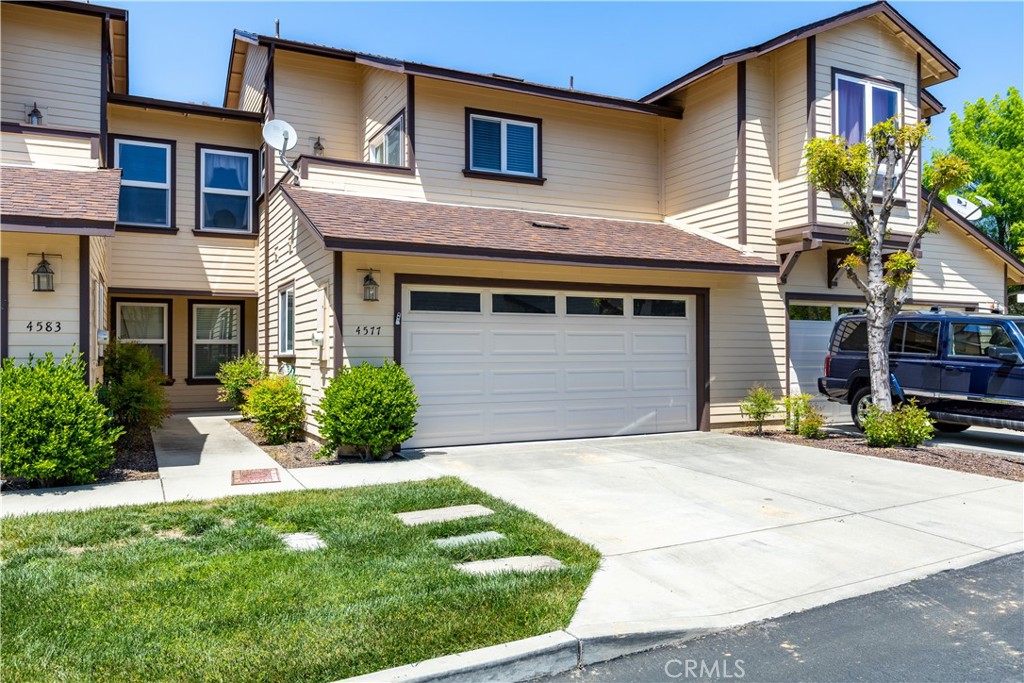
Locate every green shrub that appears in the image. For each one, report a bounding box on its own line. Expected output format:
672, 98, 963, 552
861, 400, 935, 448
739, 384, 778, 434
1, 354, 123, 485
782, 392, 811, 433
245, 375, 305, 445
97, 339, 170, 429
316, 361, 420, 460
216, 352, 267, 415
797, 407, 827, 439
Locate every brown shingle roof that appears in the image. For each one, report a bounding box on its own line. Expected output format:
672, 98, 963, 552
282, 186, 775, 273
1, 166, 122, 232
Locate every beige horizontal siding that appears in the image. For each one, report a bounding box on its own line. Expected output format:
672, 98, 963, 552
663, 67, 738, 238
361, 67, 406, 160
1, 232, 82, 364
1, 131, 98, 169
911, 215, 1007, 307
240, 44, 269, 113
260, 192, 337, 435
814, 17, 920, 233
745, 55, 775, 256
272, 51, 361, 163
107, 106, 260, 293
773, 41, 810, 231
1, 5, 102, 132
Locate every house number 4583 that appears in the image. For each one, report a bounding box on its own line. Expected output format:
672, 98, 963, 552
354, 325, 382, 336
26, 321, 62, 332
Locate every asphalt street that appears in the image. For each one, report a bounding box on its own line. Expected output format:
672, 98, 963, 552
544, 553, 1023, 683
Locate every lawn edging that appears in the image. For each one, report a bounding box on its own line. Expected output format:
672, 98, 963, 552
338, 627, 713, 682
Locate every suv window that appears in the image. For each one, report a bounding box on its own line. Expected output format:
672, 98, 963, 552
889, 321, 939, 354
836, 320, 867, 352
950, 322, 1013, 357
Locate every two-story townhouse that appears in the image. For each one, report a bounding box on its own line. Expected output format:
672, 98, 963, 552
3, 0, 1022, 447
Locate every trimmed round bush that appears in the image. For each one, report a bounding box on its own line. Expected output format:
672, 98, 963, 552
316, 361, 419, 460
1, 354, 123, 485
216, 352, 267, 415
97, 339, 170, 429
245, 375, 305, 445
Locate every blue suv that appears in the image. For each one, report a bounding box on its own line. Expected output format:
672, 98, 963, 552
818, 309, 1024, 432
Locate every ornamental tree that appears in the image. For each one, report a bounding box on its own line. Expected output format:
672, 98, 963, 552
805, 120, 970, 412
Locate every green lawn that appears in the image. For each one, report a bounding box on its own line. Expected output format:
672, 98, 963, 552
1, 477, 599, 682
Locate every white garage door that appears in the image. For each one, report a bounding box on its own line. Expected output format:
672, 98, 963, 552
401, 286, 697, 448
788, 303, 858, 424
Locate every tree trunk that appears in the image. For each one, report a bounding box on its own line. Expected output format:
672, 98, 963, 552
865, 302, 893, 412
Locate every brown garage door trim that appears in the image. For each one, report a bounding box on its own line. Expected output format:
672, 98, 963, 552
393, 274, 711, 431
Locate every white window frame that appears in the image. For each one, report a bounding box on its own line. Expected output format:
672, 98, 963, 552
115, 302, 168, 372
469, 114, 538, 177
835, 73, 904, 198
191, 303, 242, 379
278, 286, 295, 355
199, 148, 253, 233
114, 139, 172, 227
369, 114, 405, 166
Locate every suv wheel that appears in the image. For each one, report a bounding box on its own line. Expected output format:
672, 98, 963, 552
851, 387, 874, 430
934, 422, 970, 433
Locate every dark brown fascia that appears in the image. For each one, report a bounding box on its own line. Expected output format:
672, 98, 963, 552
930, 200, 1024, 278
1, 215, 116, 235
921, 88, 945, 116
109, 93, 263, 122
642, 1, 959, 103
9, 1, 127, 20
248, 34, 681, 119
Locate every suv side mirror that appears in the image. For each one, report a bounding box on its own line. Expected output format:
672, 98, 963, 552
986, 345, 1023, 364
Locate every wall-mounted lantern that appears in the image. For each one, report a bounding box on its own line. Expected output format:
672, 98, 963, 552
361, 269, 379, 302
32, 253, 55, 292
28, 102, 42, 126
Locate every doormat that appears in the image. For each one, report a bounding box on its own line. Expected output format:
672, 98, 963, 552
231, 468, 281, 485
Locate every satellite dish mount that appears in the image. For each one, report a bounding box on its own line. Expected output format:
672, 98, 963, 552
262, 119, 301, 185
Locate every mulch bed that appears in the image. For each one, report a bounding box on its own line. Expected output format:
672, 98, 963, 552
735, 429, 1024, 482
231, 419, 340, 469
2, 424, 159, 491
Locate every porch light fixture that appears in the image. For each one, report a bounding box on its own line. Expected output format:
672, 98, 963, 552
361, 269, 379, 302
312, 136, 325, 157
28, 102, 42, 126
32, 253, 55, 292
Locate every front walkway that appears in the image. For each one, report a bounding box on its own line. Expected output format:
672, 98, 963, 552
0, 414, 438, 516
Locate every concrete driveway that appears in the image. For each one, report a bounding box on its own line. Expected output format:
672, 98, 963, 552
412, 432, 1023, 659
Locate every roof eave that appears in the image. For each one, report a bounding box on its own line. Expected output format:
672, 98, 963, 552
930, 200, 1024, 280
108, 92, 263, 122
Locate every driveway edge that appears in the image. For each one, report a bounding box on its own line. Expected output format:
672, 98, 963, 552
336, 627, 710, 683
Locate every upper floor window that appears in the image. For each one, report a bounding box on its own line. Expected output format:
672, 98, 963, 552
835, 73, 901, 146
199, 146, 253, 232
370, 113, 405, 166
467, 109, 541, 178
114, 138, 172, 227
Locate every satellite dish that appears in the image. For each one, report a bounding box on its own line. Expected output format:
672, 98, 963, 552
946, 194, 982, 221
262, 119, 298, 152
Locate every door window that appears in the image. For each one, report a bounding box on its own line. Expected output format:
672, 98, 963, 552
951, 322, 1013, 357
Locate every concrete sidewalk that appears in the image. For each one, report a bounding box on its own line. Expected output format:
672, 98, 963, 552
1, 414, 439, 516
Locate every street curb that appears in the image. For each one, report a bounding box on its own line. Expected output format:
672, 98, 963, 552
336, 627, 709, 682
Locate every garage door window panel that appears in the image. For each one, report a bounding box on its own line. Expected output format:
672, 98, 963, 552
567, 297, 624, 316
410, 291, 480, 313
492, 293, 555, 314
634, 299, 687, 317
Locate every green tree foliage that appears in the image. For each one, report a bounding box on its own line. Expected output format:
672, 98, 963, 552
929, 87, 1024, 253
1, 354, 123, 485
806, 119, 970, 412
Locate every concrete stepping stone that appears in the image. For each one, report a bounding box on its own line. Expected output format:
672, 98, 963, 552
454, 555, 564, 575
395, 504, 493, 526
281, 532, 326, 551
432, 531, 505, 548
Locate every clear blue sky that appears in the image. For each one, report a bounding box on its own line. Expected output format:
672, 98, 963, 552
117, 1, 1023, 157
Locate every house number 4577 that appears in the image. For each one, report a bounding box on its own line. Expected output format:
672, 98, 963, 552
26, 321, 62, 332
354, 325, 382, 336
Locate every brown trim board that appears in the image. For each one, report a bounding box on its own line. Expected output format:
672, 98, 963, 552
108, 93, 263, 122
333, 252, 344, 372
79, 236, 90, 369
737, 62, 747, 246
806, 36, 817, 226
1, 258, 8, 360
393, 274, 712, 432
100, 16, 109, 167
